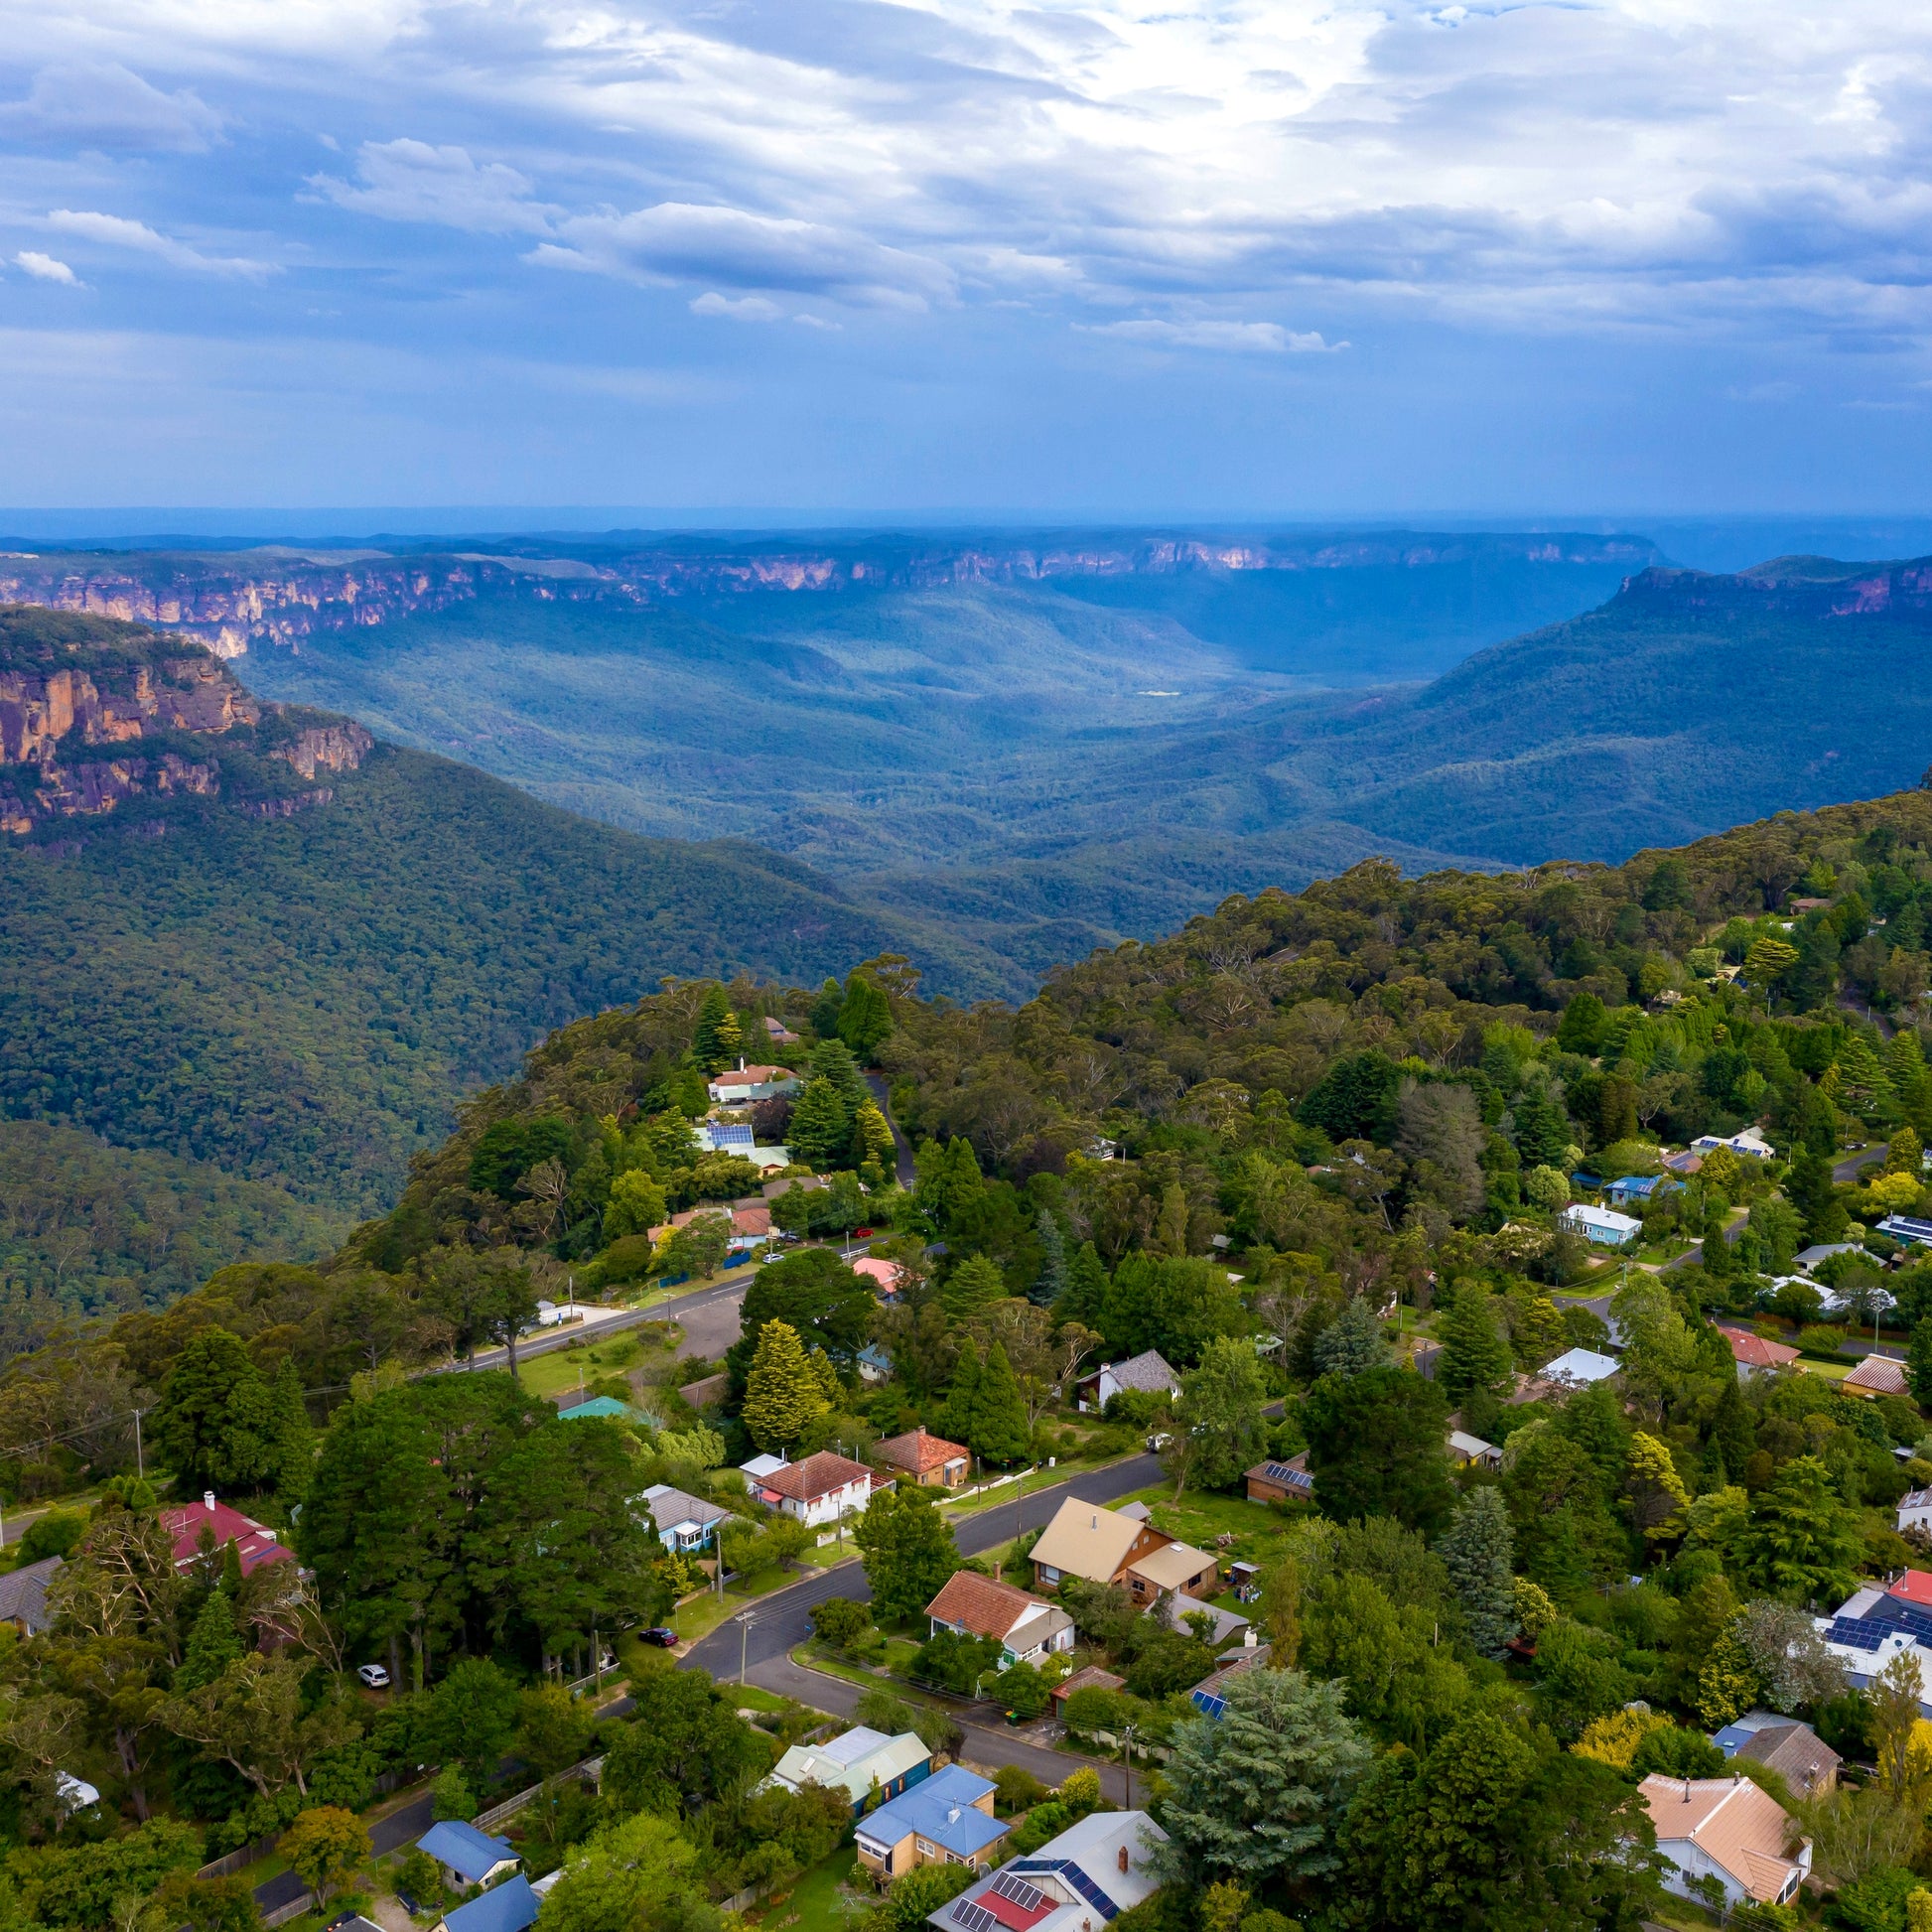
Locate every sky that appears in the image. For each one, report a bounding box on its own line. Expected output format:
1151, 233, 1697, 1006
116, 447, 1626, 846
2, 0, 1931, 514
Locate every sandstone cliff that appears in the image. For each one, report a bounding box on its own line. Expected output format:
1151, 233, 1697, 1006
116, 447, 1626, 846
0, 605, 371, 835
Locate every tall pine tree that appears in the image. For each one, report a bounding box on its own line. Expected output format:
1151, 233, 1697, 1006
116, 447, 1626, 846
176, 1587, 243, 1692
970, 1343, 1031, 1464
691, 986, 743, 1074
1055, 1242, 1109, 1324
1438, 1283, 1515, 1408
743, 1320, 828, 1452
1437, 1490, 1518, 1659
1032, 1211, 1069, 1308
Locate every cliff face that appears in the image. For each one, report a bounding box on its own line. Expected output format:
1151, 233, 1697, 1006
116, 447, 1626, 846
0, 605, 371, 835
0, 531, 1660, 659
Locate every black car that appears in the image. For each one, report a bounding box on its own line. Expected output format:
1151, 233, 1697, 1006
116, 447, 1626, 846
637, 1627, 679, 1648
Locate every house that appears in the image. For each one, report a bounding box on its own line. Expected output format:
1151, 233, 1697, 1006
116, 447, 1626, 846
1693, 1128, 1776, 1161
763, 1173, 827, 1201
1543, 1347, 1620, 1389
925, 1572, 1075, 1666
560, 1395, 645, 1423
924, 1810, 1166, 1932
853, 1257, 905, 1298
160, 1493, 296, 1577
858, 1345, 896, 1383
706, 1062, 803, 1105
640, 1483, 732, 1554
1661, 1149, 1705, 1176
1603, 1174, 1673, 1210
1877, 1215, 1932, 1248
754, 1450, 875, 1528
1558, 1203, 1642, 1249
417, 1821, 520, 1891
1246, 1453, 1313, 1505
1076, 1350, 1179, 1414
1711, 1713, 1841, 1797
1842, 1353, 1911, 1400
1814, 1581, 1932, 1712
1638, 1775, 1810, 1910
1447, 1429, 1502, 1470
1047, 1663, 1123, 1716
1123, 1540, 1219, 1606
740, 1451, 788, 1483
1030, 1498, 1173, 1593
434, 1876, 539, 1932
1794, 1242, 1863, 1274
1718, 1327, 1802, 1380
1162, 1593, 1251, 1647
1190, 1642, 1271, 1718
855, 1763, 1010, 1879
766, 1725, 930, 1813
1898, 1488, 1932, 1535
0, 1555, 64, 1636
879, 1427, 971, 1489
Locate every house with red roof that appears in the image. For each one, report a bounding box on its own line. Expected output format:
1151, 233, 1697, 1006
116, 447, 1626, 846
1717, 1327, 1801, 1381
160, 1492, 297, 1577
753, 1451, 875, 1528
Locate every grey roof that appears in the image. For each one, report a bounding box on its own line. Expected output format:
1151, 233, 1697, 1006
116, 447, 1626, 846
640, 1483, 731, 1531
0, 1555, 64, 1634
1735, 1720, 1841, 1796
1097, 1350, 1179, 1395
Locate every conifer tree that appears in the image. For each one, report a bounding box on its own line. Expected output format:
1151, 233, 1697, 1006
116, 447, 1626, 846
1032, 1210, 1069, 1309
787, 1078, 851, 1170
266, 1356, 315, 1500
939, 1342, 985, 1452
809, 978, 845, 1040
1312, 1298, 1388, 1378
940, 1255, 1007, 1319
692, 986, 743, 1074
743, 1319, 828, 1452
176, 1587, 243, 1692
1056, 1242, 1109, 1324
836, 977, 895, 1059
1835, 1033, 1891, 1110
1437, 1489, 1518, 1658
1887, 1125, 1923, 1176
970, 1343, 1031, 1464
853, 1099, 896, 1173
807, 1037, 870, 1110
1437, 1283, 1514, 1407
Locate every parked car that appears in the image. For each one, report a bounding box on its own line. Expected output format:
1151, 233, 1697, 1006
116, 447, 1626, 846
356, 1663, 391, 1689
637, 1627, 679, 1648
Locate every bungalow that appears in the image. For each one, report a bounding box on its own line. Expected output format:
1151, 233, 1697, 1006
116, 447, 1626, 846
1123, 1540, 1219, 1607
1794, 1242, 1863, 1274
0, 1555, 63, 1636
434, 1877, 539, 1932
1842, 1353, 1911, 1401
1878, 1215, 1932, 1248
160, 1493, 296, 1577
1077, 1350, 1179, 1414
1693, 1127, 1776, 1161
1711, 1713, 1841, 1798
755, 1450, 875, 1529
1048, 1664, 1123, 1717
1190, 1642, 1271, 1718
706, 1062, 803, 1105
1447, 1429, 1502, 1470
1543, 1346, 1620, 1389
858, 1345, 896, 1383
853, 1257, 905, 1298
925, 1571, 1075, 1666
766, 1725, 930, 1814
1603, 1174, 1672, 1210
1030, 1498, 1173, 1593
1245, 1453, 1313, 1505
1718, 1327, 1802, 1381
640, 1482, 732, 1554
923, 1810, 1166, 1932
855, 1763, 1010, 1879
1558, 1203, 1642, 1249
879, 1427, 971, 1490
1638, 1775, 1810, 1910
1898, 1487, 1932, 1535
416, 1821, 520, 1892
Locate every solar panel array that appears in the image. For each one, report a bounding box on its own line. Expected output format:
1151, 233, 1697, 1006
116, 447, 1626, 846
1826, 1617, 1886, 1654
991, 1873, 1045, 1913
1191, 1690, 1229, 1719
952, 1901, 997, 1932
709, 1123, 756, 1147
1058, 1863, 1119, 1920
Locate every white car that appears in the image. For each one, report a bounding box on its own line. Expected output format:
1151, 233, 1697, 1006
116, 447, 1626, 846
356, 1663, 391, 1689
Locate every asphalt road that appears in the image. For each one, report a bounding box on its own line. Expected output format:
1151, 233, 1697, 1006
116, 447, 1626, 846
254, 1792, 435, 1913
866, 1072, 918, 1188
1836, 1147, 1887, 1183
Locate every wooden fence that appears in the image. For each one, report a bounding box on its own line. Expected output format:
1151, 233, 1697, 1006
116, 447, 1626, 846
470, 1755, 604, 1833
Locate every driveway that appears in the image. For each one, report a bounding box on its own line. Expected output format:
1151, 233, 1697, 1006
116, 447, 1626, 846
865, 1073, 918, 1188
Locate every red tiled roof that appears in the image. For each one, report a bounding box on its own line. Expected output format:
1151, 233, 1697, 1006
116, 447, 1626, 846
925, 1569, 1047, 1640
1719, 1326, 1801, 1369
1844, 1353, 1910, 1396
761, 1451, 873, 1503
711, 1065, 794, 1086
1048, 1663, 1124, 1704
160, 1497, 296, 1576
877, 1426, 967, 1475
1891, 1571, 1932, 1606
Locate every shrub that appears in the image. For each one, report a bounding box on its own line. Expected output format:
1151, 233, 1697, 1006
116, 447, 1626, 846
429, 1768, 475, 1823
993, 1766, 1049, 1815
1798, 1323, 1851, 1357
810, 1596, 873, 1651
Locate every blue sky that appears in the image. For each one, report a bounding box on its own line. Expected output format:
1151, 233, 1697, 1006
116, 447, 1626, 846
2, 0, 1930, 513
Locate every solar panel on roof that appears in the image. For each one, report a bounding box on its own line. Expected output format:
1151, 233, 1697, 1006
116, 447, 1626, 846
1192, 1691, 1229, 1719
952, 1902, 997, 1932
1827, 1617, 1886, 1652
1058, 1864, 1119, 1921
990, 1873, 1044, 1913
1008, 1862, 1063, 1876
709, 1123, 755, 1146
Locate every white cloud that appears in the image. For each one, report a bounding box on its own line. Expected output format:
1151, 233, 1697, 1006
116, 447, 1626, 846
15, 252, 79, 285
691, 292, 784, 322
45, 209, 272, 278
0, 63, 220, 153
309, 140, 557, 235
1083, 320, 1342, 353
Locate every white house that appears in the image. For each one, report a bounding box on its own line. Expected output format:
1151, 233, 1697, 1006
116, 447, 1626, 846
1693, 1127, 1775, 1161
765, 1725, 929, 1813
1638, 1776, 1809, 1911
924, 1571, 1076, 1667
706, 1062, 803, 1106
1543, 1346, 1620, 1389
1558, 1203, 1643, 1249
751, 1450, 874, 1528
1900, 1488, 1932, 1535
925, 1811, 1166, 1932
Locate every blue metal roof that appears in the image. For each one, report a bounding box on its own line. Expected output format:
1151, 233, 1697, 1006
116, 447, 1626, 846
418, 1821, 516, 1884
860, 1764, 1008, 1859
442, 1877, 537, 1932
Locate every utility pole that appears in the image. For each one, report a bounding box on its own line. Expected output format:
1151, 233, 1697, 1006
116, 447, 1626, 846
133, 1408, 144, 1482
737, 1609, 759, 1686
1121, 1723, 1136, 1812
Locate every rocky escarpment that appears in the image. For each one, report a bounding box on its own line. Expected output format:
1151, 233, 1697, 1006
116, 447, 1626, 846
0, 531, 1662, 658
0, 605, 372, 835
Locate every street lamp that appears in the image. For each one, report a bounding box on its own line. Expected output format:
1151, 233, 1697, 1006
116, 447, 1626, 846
736, 1609, 759, 1686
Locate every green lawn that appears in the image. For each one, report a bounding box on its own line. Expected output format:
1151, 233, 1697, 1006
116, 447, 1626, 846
512, 1329, 654, 1399
1116, 1484, 1293, 1565
753, 1848, 865, 1932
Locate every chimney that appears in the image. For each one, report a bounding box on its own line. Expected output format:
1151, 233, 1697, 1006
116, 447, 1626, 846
1118, 1846, 1130, 1873
1243, 1626, 1258, 1648
203, 1490, 215, 1511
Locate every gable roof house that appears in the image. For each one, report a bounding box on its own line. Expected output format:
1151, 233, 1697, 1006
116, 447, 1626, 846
707, 1062, 803, 1105
160, 1494, 297, 1577
1719, 1327, 1802, 1380
856, 1763, 1010, 1879
1077, 1350, 1179, 1413
1712, 1714, 1841, 1797
1558, 1203, 1643, 1249
1246, 1453, 1313, 1506
417, 1821, 521, 1890
433, 1876, 538, 1932
754, 1450, 875, 1528
0, 1555, 64, 1636
1047, 1664, 1124, 1716
925, 1572, 1074, 1666
878, 1427, 971, 1489
766, 1725, 930, 1814
1842, 1352, 1911, 1400
1029, 1498, 1172, 1594
1638, 1775, 1810, 1910
1122, 1540, 1219, 1606
925, 1810, 1167, 1932
639, 1483, 732, 1553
